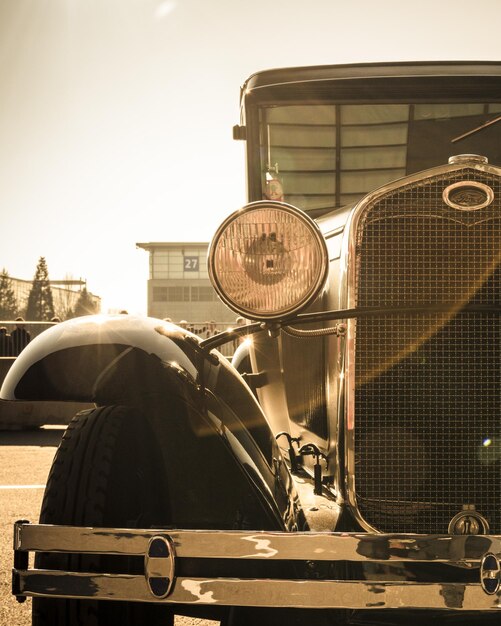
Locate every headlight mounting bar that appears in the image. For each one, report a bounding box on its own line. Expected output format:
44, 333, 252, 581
199, 303, 501, 351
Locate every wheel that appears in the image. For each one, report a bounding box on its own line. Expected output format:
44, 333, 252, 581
32, 405, 174, 625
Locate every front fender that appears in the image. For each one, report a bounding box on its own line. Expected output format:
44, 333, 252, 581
1, 315, 302, 531
1, 315, 199, 402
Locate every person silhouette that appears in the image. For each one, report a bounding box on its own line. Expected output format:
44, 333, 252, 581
10, 317, 31, 356
0, 326, 13, 356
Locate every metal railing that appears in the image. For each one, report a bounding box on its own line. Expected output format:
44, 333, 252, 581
0, 319, 241, 362
0, 321, 57, 358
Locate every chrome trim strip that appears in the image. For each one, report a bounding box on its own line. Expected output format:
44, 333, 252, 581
323, 225, 345, 239
14, 570, 501, 609
14, 523, 501, 564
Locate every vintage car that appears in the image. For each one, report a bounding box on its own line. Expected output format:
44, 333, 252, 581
7, 62, 501, 625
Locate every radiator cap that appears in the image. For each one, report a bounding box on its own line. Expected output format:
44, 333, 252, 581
448, 154, 488, 165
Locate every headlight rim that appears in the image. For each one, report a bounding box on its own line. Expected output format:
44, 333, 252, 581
208, 200, 329, 321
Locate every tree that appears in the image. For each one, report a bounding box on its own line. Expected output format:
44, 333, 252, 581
0, 269, 19, 319
26, 257, 55, 321
74, 287, 99, 317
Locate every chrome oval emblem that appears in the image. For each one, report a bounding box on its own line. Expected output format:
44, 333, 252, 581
448, 507, 490, 535
144, 535, 176, 598
443, 181, 494, 211
480, 553, 501, 595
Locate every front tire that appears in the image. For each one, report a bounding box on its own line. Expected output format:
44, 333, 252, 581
33, 405, 173, 625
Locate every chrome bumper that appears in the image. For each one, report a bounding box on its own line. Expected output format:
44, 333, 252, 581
13, 521, 501, 610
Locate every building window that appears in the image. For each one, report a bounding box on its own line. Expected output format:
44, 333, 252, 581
153, 287, 168, 302
153, 285, 215, 303
168, 286, 190, 302
191, 286, 216, 301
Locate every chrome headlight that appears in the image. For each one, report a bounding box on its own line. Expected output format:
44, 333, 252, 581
208, 201, 329, 320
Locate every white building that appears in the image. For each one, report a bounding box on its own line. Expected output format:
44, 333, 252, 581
136, 242, 236, 326
9, 277, 100, 320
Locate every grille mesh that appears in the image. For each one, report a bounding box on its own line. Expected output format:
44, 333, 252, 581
354, 168, 500, 534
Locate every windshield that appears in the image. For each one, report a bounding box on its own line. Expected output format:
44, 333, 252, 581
257, 103, 501, 216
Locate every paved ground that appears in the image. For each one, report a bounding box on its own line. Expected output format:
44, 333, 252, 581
0, 428, 57, 626
0, 426, 217, 626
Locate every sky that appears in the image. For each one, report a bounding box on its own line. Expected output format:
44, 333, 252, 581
1, 0, 501, 315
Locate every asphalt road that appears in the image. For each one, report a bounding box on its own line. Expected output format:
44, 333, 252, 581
0, 426, 216, 626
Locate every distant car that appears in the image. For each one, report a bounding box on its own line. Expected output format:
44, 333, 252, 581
7, 62, 501, 625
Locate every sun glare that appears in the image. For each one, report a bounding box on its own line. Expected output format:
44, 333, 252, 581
155, 1, 177, 19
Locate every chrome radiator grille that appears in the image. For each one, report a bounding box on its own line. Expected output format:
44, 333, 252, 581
354, 168, 500, 534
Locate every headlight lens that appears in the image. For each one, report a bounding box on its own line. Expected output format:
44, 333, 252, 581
208, 201, 329, 320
